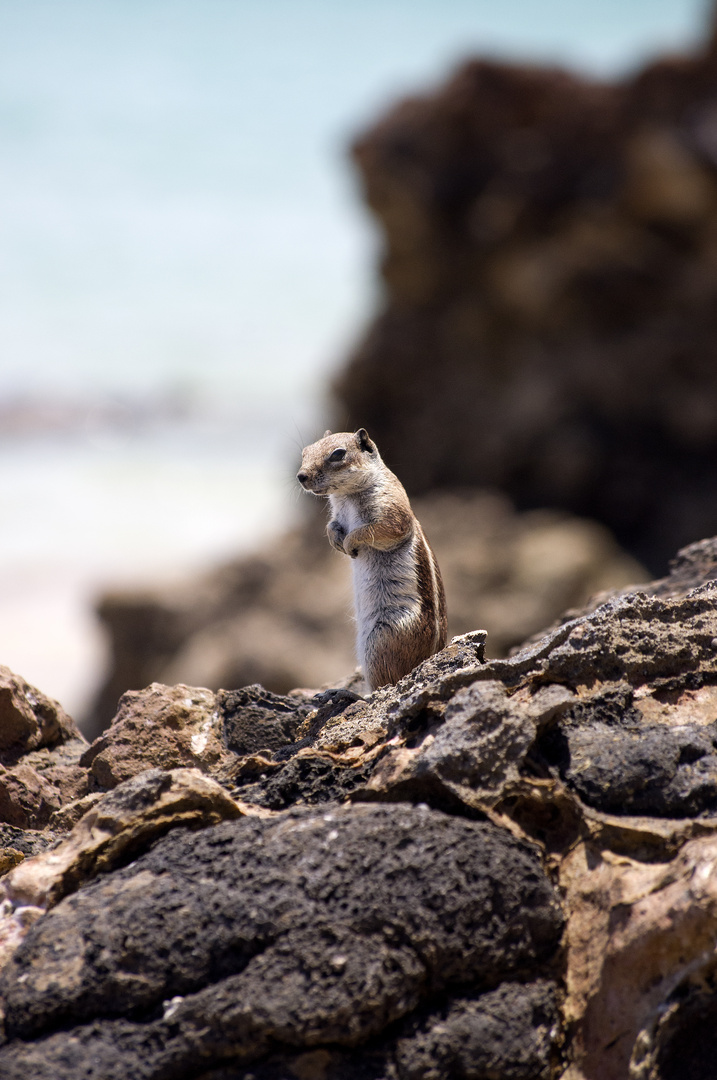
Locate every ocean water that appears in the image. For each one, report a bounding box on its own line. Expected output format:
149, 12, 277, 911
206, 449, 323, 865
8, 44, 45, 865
0, 0, 711, 718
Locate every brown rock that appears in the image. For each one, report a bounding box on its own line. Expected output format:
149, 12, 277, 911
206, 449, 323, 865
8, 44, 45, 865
365, 680, 573, 812
3, 767, 245, 910
0, 669, 88, 827
81, 683, 230, 789
0, 666, 83, 762
561, 834, 717, 1080
47, 792, 105, 833
21, 741, 89, 805
0, 764, 61, 829
0, 850, 24, 876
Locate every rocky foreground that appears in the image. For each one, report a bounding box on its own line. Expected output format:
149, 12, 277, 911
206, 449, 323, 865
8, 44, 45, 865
1, 539, 717, 1077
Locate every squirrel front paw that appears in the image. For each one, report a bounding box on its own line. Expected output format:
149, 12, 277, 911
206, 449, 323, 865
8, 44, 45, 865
327, 520, 347, 554
343, 530, 362, 558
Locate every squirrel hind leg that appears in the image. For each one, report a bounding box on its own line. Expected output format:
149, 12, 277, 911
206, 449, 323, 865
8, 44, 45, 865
362, 621, 434, 691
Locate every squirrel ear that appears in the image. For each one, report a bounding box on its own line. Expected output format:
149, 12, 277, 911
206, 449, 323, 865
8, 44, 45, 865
323, 429, 332, 438
355, 428, 375, 453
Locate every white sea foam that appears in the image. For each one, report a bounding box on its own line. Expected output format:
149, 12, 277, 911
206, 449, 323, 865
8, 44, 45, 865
0, 406, 307, 718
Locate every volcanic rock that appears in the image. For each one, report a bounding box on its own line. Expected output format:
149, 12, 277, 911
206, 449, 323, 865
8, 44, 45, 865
0, 804, 562, 1078
2, 767, 245, 910
0, 767, 246, 980
0, 826, 53, 877
394, 981, 560, 1080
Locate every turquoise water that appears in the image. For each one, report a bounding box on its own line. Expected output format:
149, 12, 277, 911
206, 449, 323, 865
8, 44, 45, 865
0, 0, 711, 716
0, 0, 711, 404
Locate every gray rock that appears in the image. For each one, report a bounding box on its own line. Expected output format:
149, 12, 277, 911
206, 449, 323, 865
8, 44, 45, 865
0, 803, 562, 1077
364, 681, 573, 812
536, 682, 717, 817
218, 684, 312, 756
395, 981, 559, 1080
564, 722, 717, 818
0, 826, 53, 860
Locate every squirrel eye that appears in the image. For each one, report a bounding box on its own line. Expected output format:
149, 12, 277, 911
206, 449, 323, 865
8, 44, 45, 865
328, 448, 346, 462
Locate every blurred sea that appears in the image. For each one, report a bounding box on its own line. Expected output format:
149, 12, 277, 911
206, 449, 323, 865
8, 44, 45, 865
0, 0, 711, 717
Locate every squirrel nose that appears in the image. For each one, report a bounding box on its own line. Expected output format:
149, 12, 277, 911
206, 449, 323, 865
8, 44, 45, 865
297, 472, 308, 486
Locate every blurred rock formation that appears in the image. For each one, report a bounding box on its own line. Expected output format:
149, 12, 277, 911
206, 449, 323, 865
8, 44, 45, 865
336, 21, 717, 571
86, 492, 645, 736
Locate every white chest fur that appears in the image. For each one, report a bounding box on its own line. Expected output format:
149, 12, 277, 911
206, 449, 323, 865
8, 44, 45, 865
329, 493, 421, 666
329, 494, 363, 534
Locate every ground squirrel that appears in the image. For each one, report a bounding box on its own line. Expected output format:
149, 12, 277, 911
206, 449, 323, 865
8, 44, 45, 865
297, 428, 447, 690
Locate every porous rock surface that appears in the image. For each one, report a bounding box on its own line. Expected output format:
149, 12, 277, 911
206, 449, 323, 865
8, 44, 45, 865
0, 666, 87, 835
0, 804, 561, 1079
2, 537, 717, 1076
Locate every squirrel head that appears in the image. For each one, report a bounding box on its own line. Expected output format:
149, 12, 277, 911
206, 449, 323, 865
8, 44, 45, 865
297, 428, 380, 496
